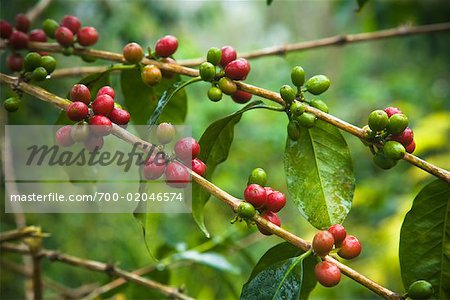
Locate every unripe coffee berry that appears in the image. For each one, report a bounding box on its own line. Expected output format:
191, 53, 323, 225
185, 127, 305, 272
237, 202, 256, 219
141, 65, 162, 86
3, 97, 21, 112
84, 135, 104, 151
310, 99, 329, 113
199, 62, 216, 81
328, 224, 346, 247
391, 127, 414, 146
290, 101, 306, 116
405, 140, 416, 154
231, 90, 252, 104
89, 115, 113, 136
312, 230, 335, 257
31, 67, 48, 81
218, 77, 237, 95
338, 235, 361, 259
123, 42, 144, 64
386, 114, 408, 134
368, 110, 389, 132
206, 47, 222, 65
383, 140, 406, 160
156, 122, 176, 144
280, 85, 296, 104
305, 75, 331, 95
315, 261, 341, 287
92, 94, 114, 116
258, 211, 281, 235
174, 137, 201, 161
28, 29, 47, 42
24, 52, 42, 72
247, 168, 267, 187
55, 26, 74, 47
143, 154, 167, 180
207, 87, 223, 102
40, 56, 56, 74
109, 108, 130, 125
384, 106, 402, 117
55, 125, 75, 147
0, 20, 13, 39
191, 158, 207, 176
62, 47, 74, 56
155, 35, 178, 58
6, 53, 23, 72
373, 151, 397, 169
296, 112, 316, 128
42, 19, 59, 38
77, 26, 99, 47
15, 14, 30, 32
407, 280, 434, 300
70, 122, 90, 142
291, 66, 306, 87
70, 84, 91, 104
165, 161, 190, 188
67, 101, 89, 121
224, 58, 250, 80
220, 46, 237, 68
97, 86, 115, 99
9, 31, 29, 49
287, 121, 300, 141
60, 15, 81, 34
266, 191, 286, 213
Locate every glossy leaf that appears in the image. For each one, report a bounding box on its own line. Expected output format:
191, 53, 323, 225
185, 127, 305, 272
399, 179, 450, 300
284, 120, 355, 229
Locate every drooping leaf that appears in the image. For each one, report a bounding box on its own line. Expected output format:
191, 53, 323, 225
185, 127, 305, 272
284, 120, 355, 229
192, 101, 268, 237
399, 179, 450, 300
171, 251, 239, 274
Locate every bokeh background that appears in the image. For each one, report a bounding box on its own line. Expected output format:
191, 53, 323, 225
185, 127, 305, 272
1, 0, 449, 299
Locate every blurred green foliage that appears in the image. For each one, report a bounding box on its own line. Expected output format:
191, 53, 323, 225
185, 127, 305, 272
1, 0, 449, 299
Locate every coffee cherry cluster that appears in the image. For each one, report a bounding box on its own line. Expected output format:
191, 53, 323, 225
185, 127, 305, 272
22, 51, 57, 81
44, 15, 99, 48
365, 107, 416, 169
199, 46, 253, 104
313, 224, 361, 287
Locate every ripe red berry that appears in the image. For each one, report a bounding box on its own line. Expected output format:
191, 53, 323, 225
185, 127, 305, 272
231, 90, 252, 104
97, 86, 115, 99
92, 94, 114, 116
55, 26, 74, 47
338, 235, 362, 259
60, 15, 81, 34
244, 184, 267, 209
224, 58, 251, 80
165, 161, 190, 188
155, 35, 178, 58
0, 20, 14, 39
265, 191, 286, 212
265, 187, 274, 195
191, 158, 206, 176
70, 84, 91, 104
28, 29, 47, 42
328, 224, 347, 247
89, 115, 113, 136
55, 125, 75, 147
84, 135, 104, 151
258, 211, 281, 235
66, 101, 89, 121
77, 26, 98, 47
312, 230, 335, 257
156, 122, 176, 144
109, 108, 130, 125
143, 153, 166, 180
9, 31, 28, 49
6, 53, 23, 72
405, 140, 416, 154
15, 14, 30, 32
315, 261, 341, 287
391, 127, 414, 146
384, 107, 402, 117
174, 137, 201, 162
220, 46, 237, 68
123, 42, 144, 64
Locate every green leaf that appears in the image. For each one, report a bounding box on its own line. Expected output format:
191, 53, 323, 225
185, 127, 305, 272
172, 251, 239, 274
192, 101, 268, 237
120, 68, 187, 125
399, 179, 450, 300
284, 120, 355, 229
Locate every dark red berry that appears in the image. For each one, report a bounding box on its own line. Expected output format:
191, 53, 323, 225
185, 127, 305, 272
28, 29, 47, 42
97, 86, 115, 99
224, 58, 250, 80
174, 137, 201, 161
66, 101, 89, 121
384, 107, 402, 117
220, 46, 237, 68
265, 191, 286, 212
15, 14, 30, 32
89, 115, 113, 136
315, 261, 341, 287
109, 108, 130, 125
6, 53, 23, 72
0, 20, 13, 39
60, 15, 81, 34
264, 187, 274, 195
92, 94, 114, 116
55, 26, 74, 47
191, 158, 206, 176
391, 127, 414, 146
328, 224, 347, 247
143, 153, 166, 180
165, 161, 190, 188
9, 31, 28, 49
244, 184, 267, 209
55, 125, 75, 147
258, 211, 281, 235
70, 84, 91, 104
77, 26, 98, 46
338, 235, 362, 259
155, 35, 178, 58
312, 230, 335, 257
405, 140, 416, 154
84, 135, 104, 151
231, 90, 252, 104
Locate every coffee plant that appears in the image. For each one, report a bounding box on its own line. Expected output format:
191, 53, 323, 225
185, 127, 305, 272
1, 1, 449, 300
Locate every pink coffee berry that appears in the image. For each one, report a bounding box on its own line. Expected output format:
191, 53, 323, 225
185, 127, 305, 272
15, 14, 30, 33
312, 230, 335, 257
67, 102, 89, 121
244, 184, 267, 209
109, 108, 130, 125
84, 135, 104, 151
328, 224, 347, 247
9, 30, 28, 49
174, 137, 201, 161
28, 29, 47, 42
97, 86, 115, 99
55, 125, 75, 147
0, 20, 13, 39
55, 26, 74, 47
77, 26, 98, 46
265, 191, 286, 212
391, 127, 414, 146
165, 161, 190, 188
220, 46, 237, 68
60, 15, 81, 34
315, 261, 341, 287
143, 153, 166, 180
224, 58, 251, 80
338, 235, 362, 259
92, 94, 114, 116
191, 158, 206, 176
231, 90, 252, 104
89, 115, 113, 136
155, 35, 178, 58
384, 107, 402, 117
70, 84, 91, 104
405, 140, 416, 154
264, 187, 274, 195
258, 211, 281, 235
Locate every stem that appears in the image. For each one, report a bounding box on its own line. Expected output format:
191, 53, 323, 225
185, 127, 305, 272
0, 226, 44, 243
31, 255, 42, 300
26, 0, 52, 22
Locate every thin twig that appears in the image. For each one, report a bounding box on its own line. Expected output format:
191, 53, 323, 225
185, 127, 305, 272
0, 226, 44, 243
26, 0, 52, 22
51, 66, 110, 78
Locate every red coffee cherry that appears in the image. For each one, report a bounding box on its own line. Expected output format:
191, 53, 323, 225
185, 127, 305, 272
55, 26, 74, 47
77, 26, 98, 46
165, 161, 190, 188
174, 137, 201, 161
258, 211, 281, 235
312, 230, 335, 257
0, 20, 13, 39
97, 86, 115, 99
315, 261, 341, 287
391, 127, 414, 146
265, 191, 286, 212
109, 108, 130, 125
231, 90, 252, 104
84, 135, 104, 151
60, 15, 81, 34
244, 184, 267, 209
220, 46, 237, 68
92, 94, 114, 116
70, 84, 91, 104
9, 31, 29, 49
15, 14, 30, 33
123, 42, 144, 64
155, 35, 178, 58
156, 122, 176, 144
384, 107, 402, 117
6, 53, 23, 72
224, 58, 251, 80
89, 115, 113, 136
191, 158, 206, 176
405, 140, 416, 154
55, 125, 75, 147
328, 224, 347, 247
66, 101, 89, 121
28, 29, 47, 42
338, 235, 362, 259
143, 153, 166, 180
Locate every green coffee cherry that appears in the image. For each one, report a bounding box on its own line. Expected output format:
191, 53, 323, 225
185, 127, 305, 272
383, 141, 406, 160
24, 52, 42, 72
368, 110, 389, 132
62, 47, 74, 56
373, 151, 397, 169
207, 47, 222, 65
280, 85, 296, 104
296, 112, 316, 128
287, 121, 300, 141
237, 202, 256, 219
42, 19, 59, 38
248, 168, 267, 186
3, 97, 21, 112
207, 87, 222, 102
305, 75, 331, 95
290, 101, 306, 116
291, 66, 305, 87
310, 99, 329, 113
81, 54, 97, 63
31, 67, 48, 81
199, 62, 216, 81
386, 114, 408, 134
40, 56, 56, 73
218, 77, 237, 95
407, 280, 433, 300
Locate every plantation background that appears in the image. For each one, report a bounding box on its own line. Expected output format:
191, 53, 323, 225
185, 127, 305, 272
1, 0, 449, 299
